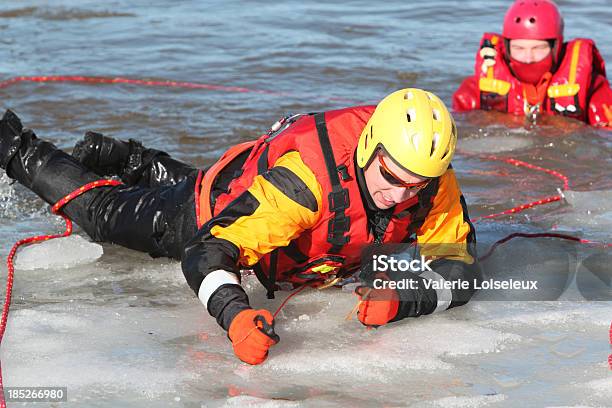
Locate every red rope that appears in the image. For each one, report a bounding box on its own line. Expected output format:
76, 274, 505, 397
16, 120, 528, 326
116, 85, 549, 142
460, 152, 570, 223
0, 75, 289, 96
473, 195, 563, 222
469, 154, 569, 189
0, 179, 122, 408
0, 75, 357, 104
273, 285, 309, 319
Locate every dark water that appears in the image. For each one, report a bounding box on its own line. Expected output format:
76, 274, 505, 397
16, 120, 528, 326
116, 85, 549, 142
1, 0, 610, 162
1, 1, 611, 407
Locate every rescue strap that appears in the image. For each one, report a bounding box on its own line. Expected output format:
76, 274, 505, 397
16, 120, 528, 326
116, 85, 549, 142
314, 112, 351, 253
252, 112, 352, 299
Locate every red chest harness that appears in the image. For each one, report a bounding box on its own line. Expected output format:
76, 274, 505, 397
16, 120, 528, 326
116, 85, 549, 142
197, 107, 439, 298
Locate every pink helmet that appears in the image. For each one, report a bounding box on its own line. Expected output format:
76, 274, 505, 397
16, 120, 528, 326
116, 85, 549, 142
502, 0, 564, 43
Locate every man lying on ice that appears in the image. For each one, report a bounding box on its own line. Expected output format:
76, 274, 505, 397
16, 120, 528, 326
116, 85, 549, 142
0, 88, 479, 365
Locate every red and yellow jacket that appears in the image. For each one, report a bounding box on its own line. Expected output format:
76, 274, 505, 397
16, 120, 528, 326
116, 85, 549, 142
453, 33, 612, 129
182, 107, 479, 330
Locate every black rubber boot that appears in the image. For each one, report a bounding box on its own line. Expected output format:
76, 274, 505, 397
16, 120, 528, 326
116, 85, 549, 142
72, 132, 196, 187
1, 110, 60, 193
72, 131, 143, 179
0, 109, 127, 243
0, 110, 107, 205
0, 109, 27, 171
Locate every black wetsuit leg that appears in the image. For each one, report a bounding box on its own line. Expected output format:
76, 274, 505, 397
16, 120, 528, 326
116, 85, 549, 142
44, 151, 198, 260
126, 148, 199, 189
4, 123, 198, 260
2, 110, 251, 261
72, 131, 199, 188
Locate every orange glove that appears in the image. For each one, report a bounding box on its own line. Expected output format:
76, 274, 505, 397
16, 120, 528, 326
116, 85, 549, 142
356, 286, 400, 327
228, 309, 279, 365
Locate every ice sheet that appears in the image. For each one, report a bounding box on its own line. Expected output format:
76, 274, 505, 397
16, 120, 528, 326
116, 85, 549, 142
14, 235, 104, 270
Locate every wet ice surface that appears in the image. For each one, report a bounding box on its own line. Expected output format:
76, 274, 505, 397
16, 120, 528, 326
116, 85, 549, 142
3, 152, 612, 408
1, 115, 611, 407
2, 266, 611, 408
561, 190, 612, 236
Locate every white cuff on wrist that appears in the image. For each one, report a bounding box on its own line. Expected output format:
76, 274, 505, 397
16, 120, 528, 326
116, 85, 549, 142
198, 269, 240, 310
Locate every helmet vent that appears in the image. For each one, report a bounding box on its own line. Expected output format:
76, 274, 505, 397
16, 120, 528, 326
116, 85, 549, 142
407, 108, 416, 123
515, 17, 521, 23
431, 132, 440, 156
529, 17, 536, 23
404, 91, 414, 100
432, 109, 440, 121
441, 145, 450, 160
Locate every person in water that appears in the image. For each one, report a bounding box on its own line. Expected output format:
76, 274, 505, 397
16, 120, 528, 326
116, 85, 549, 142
453, 0, 611, 128
0, 88, 479, 365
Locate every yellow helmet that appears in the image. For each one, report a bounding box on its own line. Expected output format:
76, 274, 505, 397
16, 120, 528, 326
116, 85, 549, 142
356, 88, 457, 178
